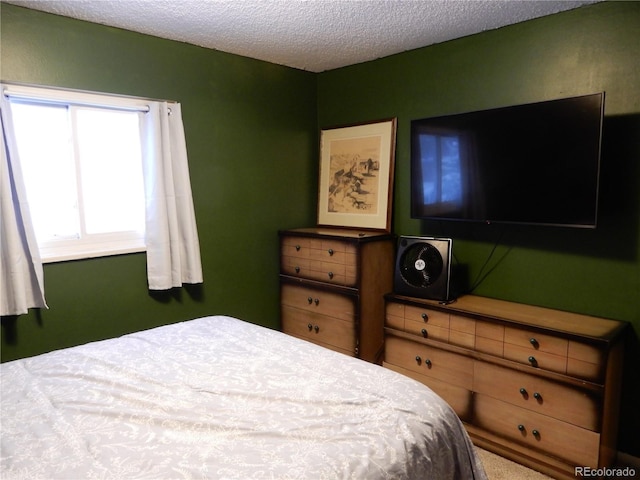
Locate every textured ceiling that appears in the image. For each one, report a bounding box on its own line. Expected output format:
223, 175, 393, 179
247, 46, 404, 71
3, 0, 596, 72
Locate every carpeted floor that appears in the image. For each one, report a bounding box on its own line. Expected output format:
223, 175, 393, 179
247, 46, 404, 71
476, 448, 553, 480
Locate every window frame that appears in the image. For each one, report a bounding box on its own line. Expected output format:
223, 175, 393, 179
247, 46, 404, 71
2, 83, 151, 263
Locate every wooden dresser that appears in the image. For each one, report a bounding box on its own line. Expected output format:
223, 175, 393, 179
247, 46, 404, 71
279, 227, 394, 363
383, 293, 627, 480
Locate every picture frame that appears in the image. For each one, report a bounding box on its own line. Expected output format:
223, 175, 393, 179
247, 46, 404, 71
317, 118, 397, 232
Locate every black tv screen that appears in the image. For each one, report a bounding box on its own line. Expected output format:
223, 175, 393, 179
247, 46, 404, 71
410, 93, 604, 228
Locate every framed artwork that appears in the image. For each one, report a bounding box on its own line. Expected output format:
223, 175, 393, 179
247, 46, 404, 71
317, 118, 397, 232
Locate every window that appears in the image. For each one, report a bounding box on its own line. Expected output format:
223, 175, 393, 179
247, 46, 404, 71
5, 85, 148, 262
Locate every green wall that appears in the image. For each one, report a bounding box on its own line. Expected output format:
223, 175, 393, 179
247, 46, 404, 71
318, 1, 640, 455
2, 1, 639, 456
0, 4, 318, 358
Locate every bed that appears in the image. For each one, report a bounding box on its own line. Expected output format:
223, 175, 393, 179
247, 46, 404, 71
1, 315, 487, 480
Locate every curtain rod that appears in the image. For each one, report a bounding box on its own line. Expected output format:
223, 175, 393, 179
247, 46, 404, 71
3, 90, 150, 113
1, 80, 178, 109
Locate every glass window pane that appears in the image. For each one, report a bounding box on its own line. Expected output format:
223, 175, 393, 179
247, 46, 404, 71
75, 108, 145, 234
10, 102, 80, 241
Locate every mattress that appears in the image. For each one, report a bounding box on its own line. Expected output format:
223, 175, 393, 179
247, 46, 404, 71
1, 315, 487, 479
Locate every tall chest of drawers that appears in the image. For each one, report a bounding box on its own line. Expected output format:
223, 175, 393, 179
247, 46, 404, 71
279, 228, 394, 363
383, 294, 627, 480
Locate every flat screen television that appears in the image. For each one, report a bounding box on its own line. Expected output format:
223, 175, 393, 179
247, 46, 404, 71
410, 93, 604, 228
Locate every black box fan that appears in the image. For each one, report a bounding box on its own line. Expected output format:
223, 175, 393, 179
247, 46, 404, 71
394, 236, 453, 302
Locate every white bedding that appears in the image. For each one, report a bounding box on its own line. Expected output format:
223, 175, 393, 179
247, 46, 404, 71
1, 315, 487, 480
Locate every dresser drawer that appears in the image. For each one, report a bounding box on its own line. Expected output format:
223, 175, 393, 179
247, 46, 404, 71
383, 362, 473, 421
503, 344, 568, 374
384, 336, 473, 390
474, 395, 600, 468
475, 321, 504, 356
505, 327, 569, 356
567, 341, 606, 382
281, 284, 355, 322
281, 236, 357, 286
404, 304, 450, 341
281, 235, 311, 257
404, 304, 450, 327
307, 259, 353, 285
450, 314, 476, 348
473, 361, 600, 431
385, 302, 405, 330
386, 303, 451, 342
504, 327, 568, 374
308, 238, 357, 263
281, 305, 356, 355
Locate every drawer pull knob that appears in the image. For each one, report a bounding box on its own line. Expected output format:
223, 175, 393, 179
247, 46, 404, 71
307, 323, 313, 331
529, 337, 539, 348
421, 313, 429, 322
519, 387, 527, 396
424, 359, 432, 368
528, 356, 538, 367
314, 325, 320, 333
328, 248, 334, 256
307, 297, 313, 304
518, 424, 525, 432
295, 266, 300, 273
314, 298, 320, 306
295, 245, 301, 251
328, 272, 334, 279
421, 328, 428, 338
532, 429, 540, 438
415, 355, 421, 364
533, 392, 542, 401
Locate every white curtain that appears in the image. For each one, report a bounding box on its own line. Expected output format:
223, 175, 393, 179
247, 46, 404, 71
0, 98, 48, 315
141, 102, 203, 290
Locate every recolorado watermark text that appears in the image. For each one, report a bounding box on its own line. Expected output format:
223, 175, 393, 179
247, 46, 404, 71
575, 466, 637, 477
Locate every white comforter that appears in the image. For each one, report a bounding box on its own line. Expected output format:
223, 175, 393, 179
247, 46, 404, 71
1, 315, 487, 480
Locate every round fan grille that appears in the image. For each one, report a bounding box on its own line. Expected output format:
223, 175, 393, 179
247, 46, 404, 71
398, 243, 444, 288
